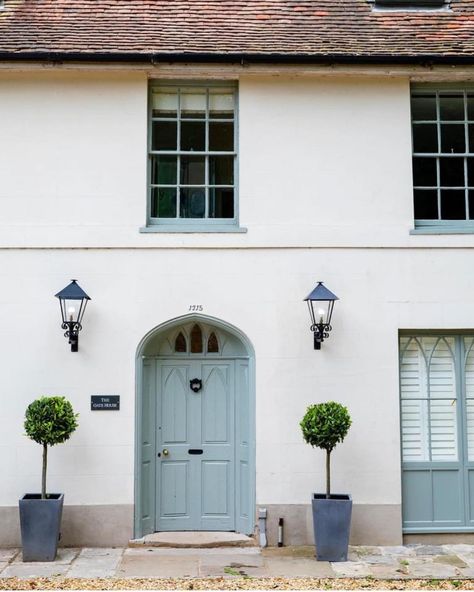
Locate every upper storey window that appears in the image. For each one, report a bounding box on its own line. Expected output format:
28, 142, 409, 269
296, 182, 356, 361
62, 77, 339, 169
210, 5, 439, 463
148, 83, 237, 230
411, 87, 474, 232
373, 0, 446, 8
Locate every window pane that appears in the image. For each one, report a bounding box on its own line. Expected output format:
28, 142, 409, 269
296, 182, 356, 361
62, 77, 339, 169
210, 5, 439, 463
181, 121, 205, 151
180, 91, 206, 119
440, 94, 465, 121
470, 191, 474, 219
180, 188, 205, 218
180, 156, 205, 185
175, 332, 187, 353
413, 157, 437, 187
440, 157, 465, 187
190, 324, 203, 353
209, 188, 234, 218
152, 121, 177, 151
441, 189, 466, 219
152, 90, 178, 118
469, 158, 474, 187
413, 124, 438, 153
209, 156, 234, 185
151, 156, 177, 185
469, 124, 474, 152
207, 332, 219, 353
209, 122, 234, 151
209, 92, 234, 119
414, 189, 438, 219
441, 124, 465, 153
411, 94, 437, 121
468, 95, 474, 120
151, 188, 177, 218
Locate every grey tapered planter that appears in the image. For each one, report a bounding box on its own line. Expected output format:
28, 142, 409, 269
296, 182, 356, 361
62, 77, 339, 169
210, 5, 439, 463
312, 493, 352, 562
19, 494, 64, 562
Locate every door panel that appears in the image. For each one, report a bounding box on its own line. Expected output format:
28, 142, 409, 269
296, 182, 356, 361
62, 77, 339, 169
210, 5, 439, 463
202, 366, 229, 443
162, 367, 188, 444
160, 461, 189, 516
432, 469, 463, 523
402, 469, 432, 524
156, 360, 235, 531
202, 461, 230, 515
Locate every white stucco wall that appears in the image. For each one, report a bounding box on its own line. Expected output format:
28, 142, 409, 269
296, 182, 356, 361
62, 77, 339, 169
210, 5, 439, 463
0, 69, 471, 540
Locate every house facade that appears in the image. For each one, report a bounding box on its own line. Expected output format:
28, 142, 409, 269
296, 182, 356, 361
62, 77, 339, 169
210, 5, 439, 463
1, 0, 474, 548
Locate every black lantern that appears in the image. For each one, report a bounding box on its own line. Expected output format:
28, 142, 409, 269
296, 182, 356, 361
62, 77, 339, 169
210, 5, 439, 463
304, 282, 339, 350
55, 280, 91, 352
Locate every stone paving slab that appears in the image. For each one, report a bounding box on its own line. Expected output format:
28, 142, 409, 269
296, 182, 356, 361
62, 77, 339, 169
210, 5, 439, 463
1, 562, 70, 578
117, 552, 199, 578
68, 548, 124, 578
331, 561, 375, 578
262, 557, 334, 577
0, 550, 19, 562
199, 553, 264, 569
405, 558, 461, 578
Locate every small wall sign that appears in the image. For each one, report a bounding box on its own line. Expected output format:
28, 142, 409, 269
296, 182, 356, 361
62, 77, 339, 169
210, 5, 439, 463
91, 395, 120, 411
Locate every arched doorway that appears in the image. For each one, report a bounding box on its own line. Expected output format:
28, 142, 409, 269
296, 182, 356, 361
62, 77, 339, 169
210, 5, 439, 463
134, 314, 255, 538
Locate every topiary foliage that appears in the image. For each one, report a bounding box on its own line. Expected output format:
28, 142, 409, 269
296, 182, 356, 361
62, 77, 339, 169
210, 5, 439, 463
300, 401, 351, 497
24, 396, 78, 499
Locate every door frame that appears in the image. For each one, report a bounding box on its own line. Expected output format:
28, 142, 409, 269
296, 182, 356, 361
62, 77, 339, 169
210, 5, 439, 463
134, 314, 256, 539
400, 330, 474, 533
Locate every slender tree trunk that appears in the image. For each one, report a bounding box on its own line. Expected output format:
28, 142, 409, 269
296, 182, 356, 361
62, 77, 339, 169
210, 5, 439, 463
326, 449, 331, 499
42, 444, 47, 500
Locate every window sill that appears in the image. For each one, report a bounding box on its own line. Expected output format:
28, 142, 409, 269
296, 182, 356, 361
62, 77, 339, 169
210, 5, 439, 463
411, 227, 474, 235
139, 225, 248, 234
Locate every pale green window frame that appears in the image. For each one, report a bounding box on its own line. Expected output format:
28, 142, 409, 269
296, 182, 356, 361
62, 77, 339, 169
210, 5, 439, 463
410, 83, 474, 235
142, 82, 245, 234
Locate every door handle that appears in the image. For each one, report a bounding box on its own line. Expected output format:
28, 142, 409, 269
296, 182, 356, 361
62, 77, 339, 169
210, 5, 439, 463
188, 449, 203, 455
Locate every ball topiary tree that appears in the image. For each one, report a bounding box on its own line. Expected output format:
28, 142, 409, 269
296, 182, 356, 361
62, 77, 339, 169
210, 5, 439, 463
24, 396, 79, 499
300, 401, 351, 498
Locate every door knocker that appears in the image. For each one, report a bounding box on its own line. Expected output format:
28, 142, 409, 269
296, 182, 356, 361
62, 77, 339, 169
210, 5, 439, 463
190, 378, 202, 393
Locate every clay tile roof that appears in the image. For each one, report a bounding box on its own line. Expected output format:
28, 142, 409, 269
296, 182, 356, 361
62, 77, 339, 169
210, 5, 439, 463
0, 0, 474, 63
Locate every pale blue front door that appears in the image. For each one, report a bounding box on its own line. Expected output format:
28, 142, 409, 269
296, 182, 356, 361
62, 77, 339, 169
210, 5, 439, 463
156, 359, 236, 531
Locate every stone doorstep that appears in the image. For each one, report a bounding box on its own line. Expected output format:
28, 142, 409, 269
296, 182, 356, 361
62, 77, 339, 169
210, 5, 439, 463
129, 532, 257, 548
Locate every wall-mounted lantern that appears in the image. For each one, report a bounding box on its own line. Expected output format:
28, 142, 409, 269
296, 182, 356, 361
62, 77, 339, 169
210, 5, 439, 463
55, 280, 91, 352
304, 282, 339, 350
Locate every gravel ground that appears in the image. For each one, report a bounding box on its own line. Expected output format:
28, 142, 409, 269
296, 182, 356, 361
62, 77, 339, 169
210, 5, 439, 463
1, 578, 474, 590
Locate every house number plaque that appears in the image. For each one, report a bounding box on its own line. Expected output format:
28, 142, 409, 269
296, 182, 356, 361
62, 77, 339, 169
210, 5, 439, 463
91, 395, 120, 411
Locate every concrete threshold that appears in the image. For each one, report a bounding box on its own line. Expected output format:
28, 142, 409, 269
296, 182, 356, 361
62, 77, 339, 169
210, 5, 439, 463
129, 531, 257, 548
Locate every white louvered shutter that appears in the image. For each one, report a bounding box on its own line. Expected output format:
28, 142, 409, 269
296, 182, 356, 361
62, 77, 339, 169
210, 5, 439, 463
464, 337, 474, 460
400, 336, 458, 462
